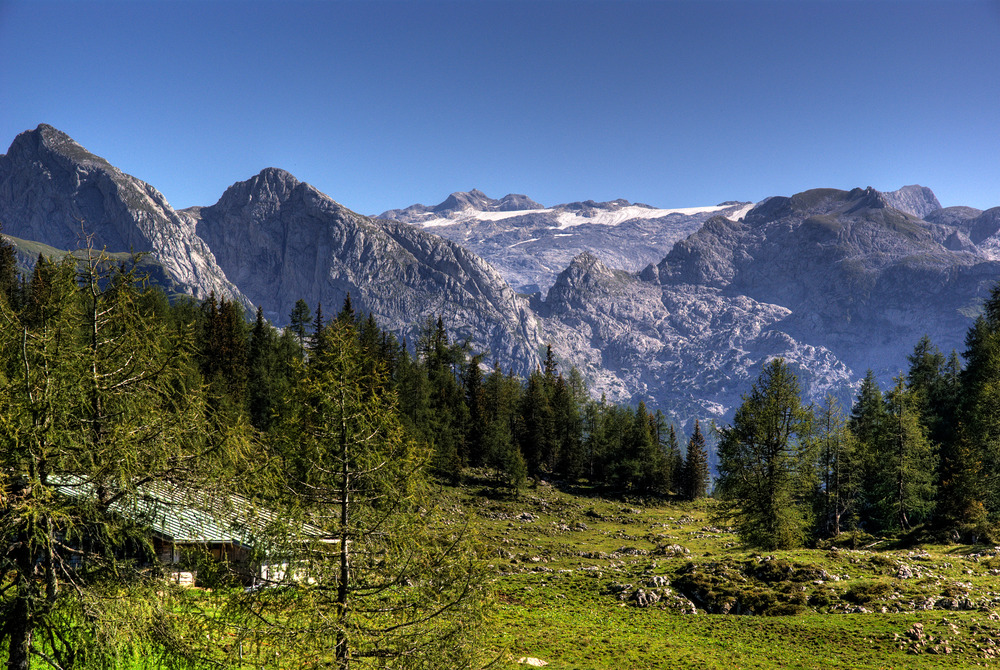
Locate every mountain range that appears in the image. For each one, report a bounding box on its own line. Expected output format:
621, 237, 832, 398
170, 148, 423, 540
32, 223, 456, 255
380, 190, 752, 295
3, 124, 999, 427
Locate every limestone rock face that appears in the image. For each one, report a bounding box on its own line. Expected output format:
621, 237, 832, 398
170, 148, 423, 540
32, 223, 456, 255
0, 124, 250, 308
538, 252, 852, 421
190, 171, 542, 372
880, 184, 941, 219
655, 187, 1000, 376
380, 189, 752, 294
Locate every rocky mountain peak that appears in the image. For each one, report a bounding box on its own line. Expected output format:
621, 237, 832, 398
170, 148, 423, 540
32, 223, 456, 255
844, 186, 892, 213
430, 189, 542, 214
496, 192, 544, 211
566, 250, 605, 272
5, 124, 115, 175
544, 251, 625, 311
434, 189, 493, 213
881, 185, 941, 219
0, 125, 252, 309
211, 168, 308, 218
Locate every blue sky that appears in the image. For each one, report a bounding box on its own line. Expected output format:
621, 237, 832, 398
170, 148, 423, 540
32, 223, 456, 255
1, 0, 998, 214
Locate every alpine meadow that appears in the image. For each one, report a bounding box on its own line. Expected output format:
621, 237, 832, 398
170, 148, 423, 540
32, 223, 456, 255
3, 1, 1000, 665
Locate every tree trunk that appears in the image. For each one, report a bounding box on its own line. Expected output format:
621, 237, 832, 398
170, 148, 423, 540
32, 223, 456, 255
336, 384, 351, 670
7, 595, 32, 670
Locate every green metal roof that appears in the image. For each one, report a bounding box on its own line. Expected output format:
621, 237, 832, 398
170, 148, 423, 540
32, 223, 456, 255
49, 475, 320, 547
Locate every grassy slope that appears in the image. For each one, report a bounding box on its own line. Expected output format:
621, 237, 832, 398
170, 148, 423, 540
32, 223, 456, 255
445, 477, 1000, 669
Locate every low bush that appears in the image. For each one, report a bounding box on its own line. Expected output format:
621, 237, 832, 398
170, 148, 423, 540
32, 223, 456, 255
845, 580, 893, 605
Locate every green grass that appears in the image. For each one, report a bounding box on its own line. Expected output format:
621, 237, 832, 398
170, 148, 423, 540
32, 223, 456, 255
444, 477, 1000, 669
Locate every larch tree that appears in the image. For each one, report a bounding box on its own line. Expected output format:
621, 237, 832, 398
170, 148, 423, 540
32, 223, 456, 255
0, 249, 242, 669
235, 320, 488, 669
814, 394, 858, 537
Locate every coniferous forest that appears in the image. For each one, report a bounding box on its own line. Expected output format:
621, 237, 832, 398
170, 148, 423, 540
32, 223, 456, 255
6, 235, 1000, 668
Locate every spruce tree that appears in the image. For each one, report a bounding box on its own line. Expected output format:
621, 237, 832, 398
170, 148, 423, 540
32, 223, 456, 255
950, 288, 1000, 530
464, 355, 487, 467
0, 224, 17, 307
684, 420, 709, 500
289, 298, 313, 353
519, 370, 555, 475
482, 362, 526, 490
884, 376, 937, 530
850, 369, 893, 531
311, 301, 328, 356
715, 359, 812, 549
419, 316, 470, 478
665, 422, 685, 496
552, 374, 585, 479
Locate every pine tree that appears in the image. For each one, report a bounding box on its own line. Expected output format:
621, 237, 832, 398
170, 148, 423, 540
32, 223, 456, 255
715, 359, 812, 549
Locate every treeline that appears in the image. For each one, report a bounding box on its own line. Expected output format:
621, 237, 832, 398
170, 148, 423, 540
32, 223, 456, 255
0, 243, 493, 668
192, 288, 712, 498
1, 243, 712, 501
714, 285, 1000, 549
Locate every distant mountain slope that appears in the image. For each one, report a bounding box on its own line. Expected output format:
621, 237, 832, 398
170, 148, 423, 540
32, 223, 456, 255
0, 124, 251, 308
185, 170, 542, 371
4, 124, 999, 427
650, 186, 998, 375
537, 252, 853, 421
0, 232, 182, 291
380, 190, 752, 294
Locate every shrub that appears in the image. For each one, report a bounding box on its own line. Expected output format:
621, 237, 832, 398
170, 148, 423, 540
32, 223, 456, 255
845, 580, 893, 605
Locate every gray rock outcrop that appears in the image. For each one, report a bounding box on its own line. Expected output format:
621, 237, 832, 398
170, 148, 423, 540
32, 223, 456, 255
881, 184, 941, 219
380, 189, 752, 294
538, 252, 853, 422
655, 187, 1000, 377
188, 171, 542, 371
0, 124, 251, 308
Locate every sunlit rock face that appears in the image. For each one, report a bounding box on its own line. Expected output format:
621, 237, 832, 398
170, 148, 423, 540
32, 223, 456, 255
4, 124, 999, 427
0, 124, 251, 308
188, 170, 542, 373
